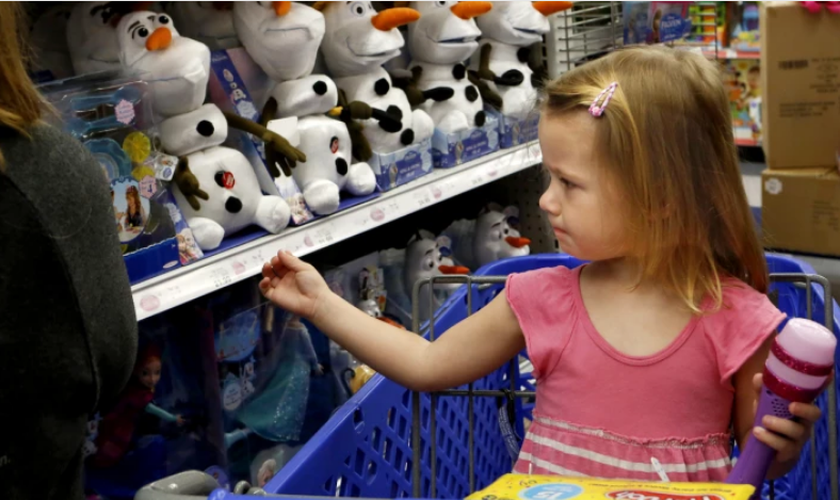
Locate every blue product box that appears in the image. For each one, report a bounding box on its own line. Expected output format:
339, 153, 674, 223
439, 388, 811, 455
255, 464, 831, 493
432, 114, 500, 169
623, 2, 692, 45
368, 137, 433, 191
41, 77, 204, 285
488, 108, 540, 149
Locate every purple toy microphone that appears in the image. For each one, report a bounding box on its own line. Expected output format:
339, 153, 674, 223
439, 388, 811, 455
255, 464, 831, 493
726, 318, 836, 495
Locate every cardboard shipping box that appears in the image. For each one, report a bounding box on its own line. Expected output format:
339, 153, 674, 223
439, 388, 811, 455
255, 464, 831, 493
761, 2, 840, 169
762, 168, 840, 257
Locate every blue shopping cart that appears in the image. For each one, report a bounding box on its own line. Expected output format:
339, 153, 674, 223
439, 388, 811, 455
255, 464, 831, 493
136, 254, 839, 500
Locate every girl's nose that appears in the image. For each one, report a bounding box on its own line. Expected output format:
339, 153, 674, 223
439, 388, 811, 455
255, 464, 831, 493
539, 190, 560, 216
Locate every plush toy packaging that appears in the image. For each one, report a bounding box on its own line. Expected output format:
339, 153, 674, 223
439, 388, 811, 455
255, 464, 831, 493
368, 137, 434, 191
41, 77, 204, 284
623, 2, 692, 45
467, 474, 755, 500
433, 115, 500, 169
84, 307, 222, 499
488, 108, 540, 150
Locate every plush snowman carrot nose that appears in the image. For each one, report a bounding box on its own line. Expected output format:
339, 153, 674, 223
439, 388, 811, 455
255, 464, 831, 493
438, 265, 470, 274
505, 236, 531, 248
273, 1, 292, 17
450, 1, 492, 20
370, 7, 420, 31
532, 1, 574, 16
145, 26, 172, 50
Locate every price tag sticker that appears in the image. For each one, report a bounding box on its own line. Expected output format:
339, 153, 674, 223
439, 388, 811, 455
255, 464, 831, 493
413, 189, 433, 209
210, 267, 233, 290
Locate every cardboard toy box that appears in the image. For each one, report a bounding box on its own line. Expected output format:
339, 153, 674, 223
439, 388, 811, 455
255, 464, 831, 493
761, 2, 840, 169
432, 115, 500, 169
467, 474, 755, 500
762, 168, 840, 257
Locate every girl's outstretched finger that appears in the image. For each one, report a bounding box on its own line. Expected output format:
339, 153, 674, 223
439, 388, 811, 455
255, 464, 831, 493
277, 250, 312, 272
259, 277, 273, 297
270, 255, 287, 278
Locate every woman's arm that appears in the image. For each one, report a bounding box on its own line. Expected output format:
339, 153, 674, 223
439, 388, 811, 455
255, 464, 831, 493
733, 336, 822, 479
261, 251, 525, 392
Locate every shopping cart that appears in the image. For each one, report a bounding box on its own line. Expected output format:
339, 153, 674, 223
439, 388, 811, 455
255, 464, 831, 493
136, 254, 839, 500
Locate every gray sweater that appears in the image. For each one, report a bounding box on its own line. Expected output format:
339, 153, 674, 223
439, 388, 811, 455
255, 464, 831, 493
0, 124, 137, 499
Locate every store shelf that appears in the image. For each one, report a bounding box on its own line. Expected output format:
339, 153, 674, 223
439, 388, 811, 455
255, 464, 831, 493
702, 48, 761, 60
131, 141, 543, 321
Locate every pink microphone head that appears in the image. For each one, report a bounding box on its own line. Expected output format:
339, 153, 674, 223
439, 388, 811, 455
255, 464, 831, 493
765, 318, 836, 403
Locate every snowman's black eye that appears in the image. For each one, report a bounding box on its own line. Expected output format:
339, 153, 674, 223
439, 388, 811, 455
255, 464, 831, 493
138, 27, 149, 38
504, 229, 509, 235
350, 1, 366, 16
158, 15, 170, 24
435, 1, 447, 6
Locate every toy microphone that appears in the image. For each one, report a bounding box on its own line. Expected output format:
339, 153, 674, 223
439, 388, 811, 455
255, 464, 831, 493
726, 318, 836, 494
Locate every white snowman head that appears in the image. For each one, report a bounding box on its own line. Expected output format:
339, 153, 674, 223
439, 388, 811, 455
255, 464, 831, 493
234, 2, 325, 83
116, 11, 211, 117
167, 1, 240, 51
407, 1, 491, 65
318, 2, 419, 78
405, 231, 468, 297
475, 2, 571, 47
357, 298, 383, 318
67, 2, 128, 75
474, 206, 531, 267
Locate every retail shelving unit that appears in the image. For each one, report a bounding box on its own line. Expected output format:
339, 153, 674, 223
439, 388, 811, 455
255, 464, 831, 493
131, 141, 543, 321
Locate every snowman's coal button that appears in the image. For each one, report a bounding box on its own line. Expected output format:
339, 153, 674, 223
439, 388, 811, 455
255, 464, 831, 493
465, 85, 478, 102
374, 78, 390, 96
386, 105, 403, 120
517, 47, 531, 63
400, 129, 414, 146
225, 197, 243, 214
475, 110, 486, 127
197, 120, 215, 137
312, 80, 328, 95
452, 64, 466, 80
335, 158, 348, 176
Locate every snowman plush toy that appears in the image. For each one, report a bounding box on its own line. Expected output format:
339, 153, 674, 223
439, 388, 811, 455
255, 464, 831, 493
471, 2, 572, 120
317, 2, 434, 155
117, 10, 303, 250
67, 1, 142, 76
405, 1, 493, 134
235, 1, 386, 216
405, 231, 469, 322
472, 206, 531, 267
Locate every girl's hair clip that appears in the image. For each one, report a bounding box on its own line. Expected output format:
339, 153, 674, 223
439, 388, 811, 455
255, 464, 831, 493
589, 82, 618, 117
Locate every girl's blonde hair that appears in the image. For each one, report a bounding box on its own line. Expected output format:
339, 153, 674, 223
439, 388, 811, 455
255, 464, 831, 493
0, 2, 42, 138
542, 46, 767, 311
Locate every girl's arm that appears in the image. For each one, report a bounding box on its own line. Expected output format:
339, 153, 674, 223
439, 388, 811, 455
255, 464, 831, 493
733, 336, 823, 479
260, 251, 525, 392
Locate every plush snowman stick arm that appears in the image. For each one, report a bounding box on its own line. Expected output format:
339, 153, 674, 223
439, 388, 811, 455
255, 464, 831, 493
527, 42, 549, 89
468, 71, 502, 110
475, 44, 524, 87
173, 157, 209, 211
391, 66, 454, 106
223, 112, 306, 177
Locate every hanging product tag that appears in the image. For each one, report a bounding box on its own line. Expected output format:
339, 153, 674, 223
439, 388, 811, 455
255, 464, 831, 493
497, 389, 522, 462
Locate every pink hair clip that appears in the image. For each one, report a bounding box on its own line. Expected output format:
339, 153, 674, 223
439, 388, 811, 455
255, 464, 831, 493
589, 82, 618, 117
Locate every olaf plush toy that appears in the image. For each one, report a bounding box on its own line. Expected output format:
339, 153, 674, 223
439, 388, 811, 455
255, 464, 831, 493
117, 11, 298, 250
472, 206, 531, 267
67, 2, 137, 76
405, 231, 469, 322
318, 2, 434, 154
406, 1, 493, 134
235, 2, 377, 216
472, 2, 572, 120
166, 1, 240, 51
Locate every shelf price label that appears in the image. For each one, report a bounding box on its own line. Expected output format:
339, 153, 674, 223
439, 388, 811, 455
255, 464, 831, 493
209, 267, 233, 290
413, 189, 433, 209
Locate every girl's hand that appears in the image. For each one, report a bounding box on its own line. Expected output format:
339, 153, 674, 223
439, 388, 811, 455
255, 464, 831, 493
260, 250, 330, 321
751, 373, 822, 465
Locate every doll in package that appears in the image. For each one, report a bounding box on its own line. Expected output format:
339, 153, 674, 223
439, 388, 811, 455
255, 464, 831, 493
42, 77, 203, 283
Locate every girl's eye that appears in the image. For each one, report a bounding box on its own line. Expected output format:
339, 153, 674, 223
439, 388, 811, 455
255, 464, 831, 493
560, 177, 576, 189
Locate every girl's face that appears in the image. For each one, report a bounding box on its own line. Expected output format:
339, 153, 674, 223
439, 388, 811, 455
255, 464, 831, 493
136, 357, 162, 390
538, 112, 628, 261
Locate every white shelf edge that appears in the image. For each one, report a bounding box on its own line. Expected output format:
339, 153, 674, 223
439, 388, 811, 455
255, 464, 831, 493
132, 141, 543, 321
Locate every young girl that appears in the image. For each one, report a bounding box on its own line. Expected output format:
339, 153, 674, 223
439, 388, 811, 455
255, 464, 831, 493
259, 47, 821, 482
